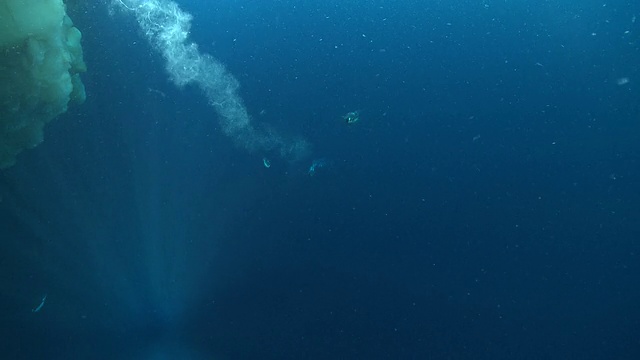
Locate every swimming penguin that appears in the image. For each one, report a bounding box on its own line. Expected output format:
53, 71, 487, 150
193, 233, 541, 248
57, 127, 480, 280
342, 110, 360, 124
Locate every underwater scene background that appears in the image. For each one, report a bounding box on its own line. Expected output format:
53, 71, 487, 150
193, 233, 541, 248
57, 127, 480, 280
1, 0, 639, 359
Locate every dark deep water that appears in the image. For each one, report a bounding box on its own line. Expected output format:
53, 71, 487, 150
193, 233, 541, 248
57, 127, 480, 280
2, 0, 640, 359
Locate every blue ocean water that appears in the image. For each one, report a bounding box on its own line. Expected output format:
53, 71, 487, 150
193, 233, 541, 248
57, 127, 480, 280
1, 0, 639, 359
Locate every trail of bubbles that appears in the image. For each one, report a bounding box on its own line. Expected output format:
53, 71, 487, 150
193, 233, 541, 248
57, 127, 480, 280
112, 0, 309, 160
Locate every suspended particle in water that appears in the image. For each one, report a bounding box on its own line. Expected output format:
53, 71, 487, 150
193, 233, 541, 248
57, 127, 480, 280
616, 77, 630, 86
